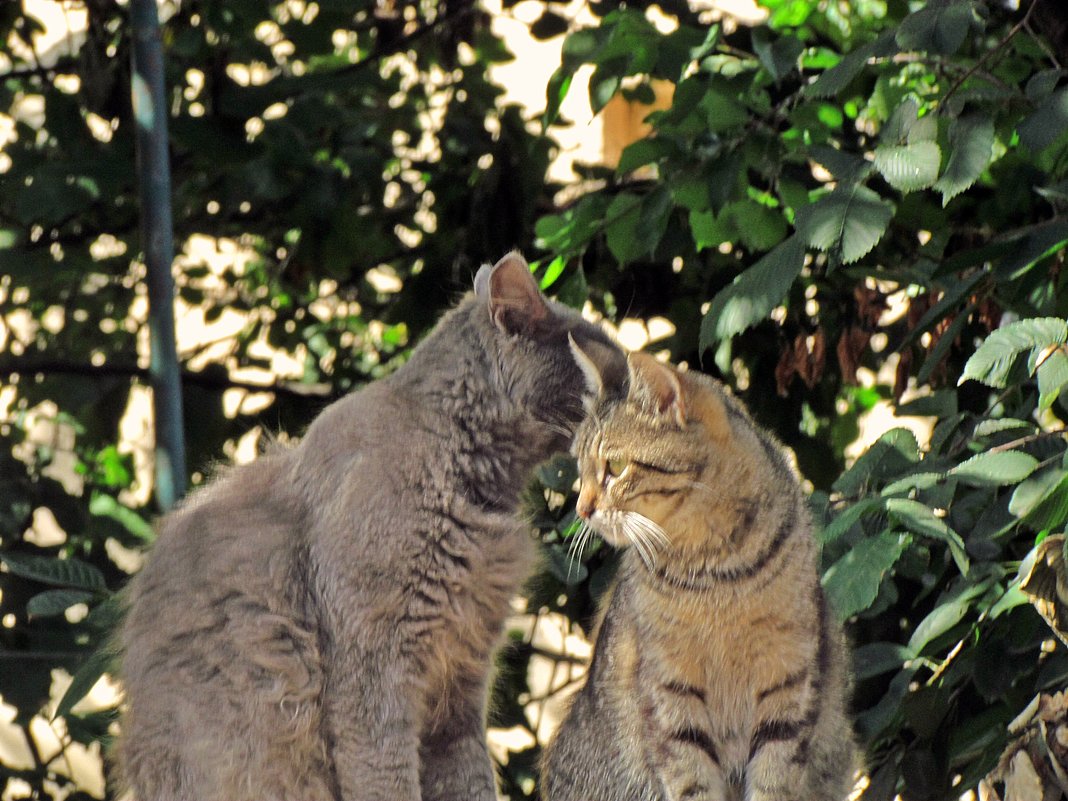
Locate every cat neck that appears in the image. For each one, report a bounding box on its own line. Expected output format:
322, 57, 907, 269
385, 303, 562, 509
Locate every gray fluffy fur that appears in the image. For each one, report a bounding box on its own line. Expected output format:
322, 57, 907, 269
116, 253, 619, 801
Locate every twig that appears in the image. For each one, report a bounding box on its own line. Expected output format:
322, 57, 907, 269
940, 2, 1038, 109
988, 428, 1068, 454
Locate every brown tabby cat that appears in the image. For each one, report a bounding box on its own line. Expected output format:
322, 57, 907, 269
116, 252, 622, 801
541, 345, 854, 801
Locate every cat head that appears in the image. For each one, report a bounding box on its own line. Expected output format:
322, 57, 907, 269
471, 252, 624, 451
567, 344, 744, 558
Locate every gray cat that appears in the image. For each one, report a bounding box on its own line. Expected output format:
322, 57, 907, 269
116, 252, 621, 801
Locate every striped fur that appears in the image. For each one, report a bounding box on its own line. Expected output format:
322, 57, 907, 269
542, 351, 855, 801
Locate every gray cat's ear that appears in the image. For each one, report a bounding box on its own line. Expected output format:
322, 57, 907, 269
482, 251, 548, 334
568, 332, 627, 403
627, 352, 687, 427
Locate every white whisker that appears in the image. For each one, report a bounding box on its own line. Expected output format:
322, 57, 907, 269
621, 513, 656, 569
566, 521, 594, 580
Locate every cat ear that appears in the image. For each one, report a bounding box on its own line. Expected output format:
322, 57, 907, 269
628, 354, 731, 438
481, 251, 548, 335
627, 352, 687, 427
568, 332, 627, 402
684, 373, 731, 441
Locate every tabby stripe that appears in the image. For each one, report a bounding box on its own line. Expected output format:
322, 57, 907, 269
633, 459, 704, 477
670, 726, 720, 766
791, 587, 831, 765
756, 669, 809, 703
650, 502, 796, 590
663, 681, 707, 704
680, 785, 710, 800
628, 486, 685, 500
727, 499, 760, 543
429, 536, 471, 571
410, 586, 441, 608
748, 718, 809, 760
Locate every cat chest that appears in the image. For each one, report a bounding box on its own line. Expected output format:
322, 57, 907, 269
633, 602, 817, 748
407, 520, 534, 676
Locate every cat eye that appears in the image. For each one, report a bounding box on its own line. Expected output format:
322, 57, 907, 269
605, 458, 628, 478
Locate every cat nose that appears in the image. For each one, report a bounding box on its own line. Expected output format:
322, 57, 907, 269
576, 488, 597, 519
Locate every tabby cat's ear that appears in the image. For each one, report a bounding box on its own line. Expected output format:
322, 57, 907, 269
475, 251, 548, 335
627, 352, 687, 426
627, 353, 730, 438
568, 332, 627, 402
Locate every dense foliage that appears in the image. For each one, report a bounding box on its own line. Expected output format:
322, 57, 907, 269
1, 0, 1067, 798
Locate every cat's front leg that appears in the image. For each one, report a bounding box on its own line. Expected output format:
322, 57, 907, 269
419, 680, 497, 801
656, 728, 731, 801
639, 691, 727, 800
743, 722, 811, 801
324, 649, 424, 801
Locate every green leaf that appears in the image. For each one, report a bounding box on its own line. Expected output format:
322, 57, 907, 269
996, 222, 1068, 281
935, 113, 995, 205
544, 543, 589, 586
689, 209, 734, 251
0, 552, 106, 592
604, 192, 644, 263
949, 450, 1039, 487
804, 30, 896, 99
538, 256, 567, 290
617, 138, 675, 174
55, 647, 114, 720
960, 317, 1068, 388
819, 496, 883, 544
885, 498, 969, 575
854, 641, 915, 680
833, 428, 921, 496
751, 27, 803, 84
635, 186, 673, 255
972, 418, 1034, 438
726, 201, 787, 251
795, 185, 894, 265
873, 141, 941, 193
700, 90, 749, 133
881, 472, 944, 497
1037, 347, 1068, 410
1019, 88, 1068, 153
89, 494, 155, 542
543, 68, 573, 128
1010, 469, 1068, 530
699, 235, 806, 349
908, 580, 991, 653
26, 589, 95, 618
896, 1, 975, 55
822, 531, 907, 620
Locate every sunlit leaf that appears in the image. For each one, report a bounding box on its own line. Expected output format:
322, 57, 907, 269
822, 531, 907, 620
795, 185, 894, 264
960, 317, 1068, 388
949, 450, 1039, 487
873, 141, 941, 193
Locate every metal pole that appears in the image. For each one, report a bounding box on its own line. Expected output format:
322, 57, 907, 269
130, 0, 186, 511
